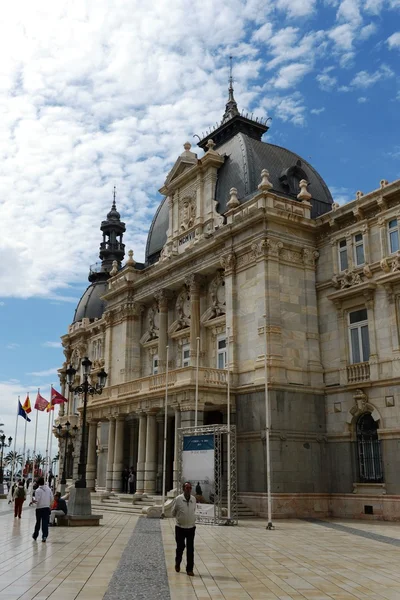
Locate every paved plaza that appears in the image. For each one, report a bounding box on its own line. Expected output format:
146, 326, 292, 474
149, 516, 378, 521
1, 499, 400, 600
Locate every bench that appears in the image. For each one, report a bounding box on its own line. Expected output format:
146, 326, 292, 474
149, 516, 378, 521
56, 514, 103, 527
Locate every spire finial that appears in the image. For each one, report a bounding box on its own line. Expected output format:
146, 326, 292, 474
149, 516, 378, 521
112, 185, 117, 210
228, 55, 234, 101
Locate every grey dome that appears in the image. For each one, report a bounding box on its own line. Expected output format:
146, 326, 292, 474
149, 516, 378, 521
73, 281, 108, 323
145, 133, 333, 263
214, 133, 333, 217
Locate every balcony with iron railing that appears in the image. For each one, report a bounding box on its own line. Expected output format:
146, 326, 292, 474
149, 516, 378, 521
347, 361, 370, 384
92, 366, 228, 403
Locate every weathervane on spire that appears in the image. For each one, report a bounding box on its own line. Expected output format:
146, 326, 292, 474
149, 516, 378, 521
112, 185, 117, 209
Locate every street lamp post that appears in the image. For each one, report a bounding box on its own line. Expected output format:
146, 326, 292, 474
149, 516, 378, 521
0, 434, 12, 495
57, 421, 71, 485
65, 358, 107, 488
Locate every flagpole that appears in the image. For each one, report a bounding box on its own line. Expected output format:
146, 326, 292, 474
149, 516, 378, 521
48, 387, 55, 478
22, 399, 28, 480
32, 390, 40, 477
161, 345, 169, 519
226, 326, 231, 522
194, 337, 200, 428
11, 396, 20, 485
45, 407, 51, 479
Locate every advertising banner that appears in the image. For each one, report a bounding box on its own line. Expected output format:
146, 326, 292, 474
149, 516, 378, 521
182, 434, 215, 506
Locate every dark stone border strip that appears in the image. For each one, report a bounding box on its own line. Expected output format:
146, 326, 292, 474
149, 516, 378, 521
304, 518, 400, 547
103, 518, 171, 600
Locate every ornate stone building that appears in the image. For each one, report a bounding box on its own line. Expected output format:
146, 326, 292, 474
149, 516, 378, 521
56, 85, 400, 519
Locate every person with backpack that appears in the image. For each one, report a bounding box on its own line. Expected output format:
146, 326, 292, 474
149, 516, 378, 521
13, 481, 27, 518
32, 476, 54, 542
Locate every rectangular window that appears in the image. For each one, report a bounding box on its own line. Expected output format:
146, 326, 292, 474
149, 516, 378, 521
217, 335, 227, 369
182, 344, 190, 367
354, 233, 365, 266
349, 309, 370, 364
389, 218, 399, 254
338, 239, 348, 271
152, 355, 159, 375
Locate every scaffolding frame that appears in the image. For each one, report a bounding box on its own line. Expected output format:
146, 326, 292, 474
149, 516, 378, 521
177, 424, 238, 526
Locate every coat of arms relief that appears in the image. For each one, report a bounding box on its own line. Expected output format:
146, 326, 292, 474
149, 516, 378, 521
179, 196, 196, 231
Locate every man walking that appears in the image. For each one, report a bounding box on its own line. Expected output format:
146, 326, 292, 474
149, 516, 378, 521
32, 476, 53, 542
172, 482, 197, 576
49, 492, 68, 525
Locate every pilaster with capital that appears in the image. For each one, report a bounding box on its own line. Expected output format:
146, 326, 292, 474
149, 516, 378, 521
155, 290, 171, 372
86, 421, 98, 491
378, 216, 388, 258
58, 373, 66, 417
124, 303, 145, 380
220, 253, 237, 371
156, 414, 164, 494
106, 417, 116, 492
112, 416, 125, 492
302, 248, 323, 386
185, 274, 203, 362
337, 308, 348, 386
135, 412, 147, 494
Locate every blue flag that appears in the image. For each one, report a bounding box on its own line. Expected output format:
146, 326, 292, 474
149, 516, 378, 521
18, 400, 31, 422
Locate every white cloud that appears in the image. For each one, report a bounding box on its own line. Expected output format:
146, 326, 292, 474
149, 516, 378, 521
310, 107, 325, 114
27, 368, 59, 377
42, 341, 62, 348
6, 343, 19, 350
276, 0, 317, 17
364, 0, 384, 13
337, 0, 362, 25
387, 32, 400, 49
351, 64, 394, 87
357, 96, 368, 102
272, 63, 312, 89
330, 185, 353, 205
329, 23, 355, 50
316, 72, 337, 90
359, 23, 377, 40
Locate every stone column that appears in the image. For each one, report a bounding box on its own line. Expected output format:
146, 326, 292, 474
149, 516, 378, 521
302, 248, 322, 387
106, 417, 116, 492
129, 419, 138, 468
362, 224, 370, 264
185, 274, 202, 363
156, 414, 164, 494
112, 416, 125, 492
337, 306, 348, 386
173, 406, 181, 490
144, 413, 157, 495
365, 293, 379, 380
181, 403, 204, 429
378, 216, 388, 258
135, 413, 147, 494
155, 290, 170, 373
86, 421, 98, 491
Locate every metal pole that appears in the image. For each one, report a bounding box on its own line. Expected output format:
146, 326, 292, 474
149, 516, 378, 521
226, 326, 231, 521
161, 346, 169, 518
194, 337, 200, 428
48, 408, 54, 476
44, 408, 51, 479
11, 397, 19, 485
77, 377, 89, 488
22, 413, 28, 479
264, 314, 273, 530
61, 431, 68, 485
32, 399, 39, 477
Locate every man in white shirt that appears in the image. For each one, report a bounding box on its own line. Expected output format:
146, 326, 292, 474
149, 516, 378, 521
32, 477, 54, 542
172, 481, 197, 576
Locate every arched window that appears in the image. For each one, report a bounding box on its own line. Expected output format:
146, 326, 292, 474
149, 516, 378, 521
356, 413, 383, 483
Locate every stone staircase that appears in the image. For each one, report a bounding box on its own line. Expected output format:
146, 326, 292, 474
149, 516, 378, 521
91, 491, 257, 518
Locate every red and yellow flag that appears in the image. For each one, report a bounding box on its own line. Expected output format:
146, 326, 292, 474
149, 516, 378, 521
22, 394, 32, 414
46, 401, 54, 413
34, 392, 49, 411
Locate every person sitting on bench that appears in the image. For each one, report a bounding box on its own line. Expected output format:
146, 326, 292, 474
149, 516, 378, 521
49, 492, 68, 525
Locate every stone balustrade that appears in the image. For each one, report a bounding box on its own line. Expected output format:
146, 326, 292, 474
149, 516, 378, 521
347, 362, 370, 384
94, 366, 227, 402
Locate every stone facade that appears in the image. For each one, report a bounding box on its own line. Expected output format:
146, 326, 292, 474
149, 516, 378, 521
55, 116, 400, 519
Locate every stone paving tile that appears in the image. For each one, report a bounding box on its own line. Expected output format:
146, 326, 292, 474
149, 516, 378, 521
161, 518, 400, 600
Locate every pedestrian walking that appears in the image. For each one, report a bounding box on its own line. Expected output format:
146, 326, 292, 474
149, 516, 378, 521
172, 481, 197, 577
32, 476, 53, 542
128, 468, 136, 494
13, 481, 26, 518
122, 467, 129, 493
49, 492, 68, 525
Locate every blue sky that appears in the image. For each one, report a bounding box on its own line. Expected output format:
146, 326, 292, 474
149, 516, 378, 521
0, 0, 399, 452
